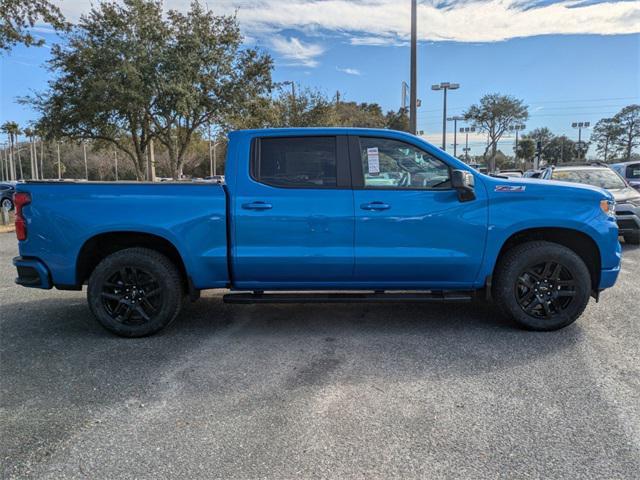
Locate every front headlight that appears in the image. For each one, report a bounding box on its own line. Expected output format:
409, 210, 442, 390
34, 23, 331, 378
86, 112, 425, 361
600, 199, 616, 216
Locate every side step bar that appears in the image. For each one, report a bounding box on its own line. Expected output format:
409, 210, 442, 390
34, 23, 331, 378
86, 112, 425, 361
223, 291, 474, 304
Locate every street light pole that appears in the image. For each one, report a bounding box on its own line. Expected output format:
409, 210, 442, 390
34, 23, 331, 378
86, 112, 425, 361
431, 82, 460, 151
571, 121, 590, 161
409, 0, 417, 134
509, 124, 525, 168
447, 115, 463, 157
459, 126, 475, 163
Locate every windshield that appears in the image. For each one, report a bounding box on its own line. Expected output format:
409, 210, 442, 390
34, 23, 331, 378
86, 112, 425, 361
551, 168, 627, 190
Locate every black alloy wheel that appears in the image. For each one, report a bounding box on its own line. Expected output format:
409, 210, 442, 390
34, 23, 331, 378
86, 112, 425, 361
515, 261, 576, 319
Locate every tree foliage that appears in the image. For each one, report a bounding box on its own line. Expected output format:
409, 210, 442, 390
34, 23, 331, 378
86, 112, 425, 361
29, 0, 273, 179
614, 105, 640, 162
0, 0, 68, 52
464, 93, 528, 172
591, 118, 622, 162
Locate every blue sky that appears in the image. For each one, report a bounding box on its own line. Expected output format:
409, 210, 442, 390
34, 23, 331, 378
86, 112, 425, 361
1, 0, 639, 156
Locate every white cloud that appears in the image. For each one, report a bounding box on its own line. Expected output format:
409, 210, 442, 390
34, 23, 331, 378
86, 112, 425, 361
57, 0, 640, 45
270, 35, 325, 67
336, 66, 361, 76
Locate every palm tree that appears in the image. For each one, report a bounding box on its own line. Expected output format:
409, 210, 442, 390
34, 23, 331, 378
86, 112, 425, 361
1, 121, 20, 181
23, 127, 39, 179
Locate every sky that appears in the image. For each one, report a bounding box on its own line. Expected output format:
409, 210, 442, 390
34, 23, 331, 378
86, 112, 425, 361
1, 0, 639, 156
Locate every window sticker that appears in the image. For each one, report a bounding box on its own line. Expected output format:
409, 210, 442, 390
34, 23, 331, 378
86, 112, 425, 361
367, 147, 380, 174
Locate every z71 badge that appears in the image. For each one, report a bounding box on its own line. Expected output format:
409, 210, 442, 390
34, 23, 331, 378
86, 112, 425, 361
495, 185, 526, 192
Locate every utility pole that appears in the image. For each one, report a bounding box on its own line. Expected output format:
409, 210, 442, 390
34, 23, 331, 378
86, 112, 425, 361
447, 116, 464, 157
208, 124, 214, 177
114, 149, 119, 181
83, 140, 88, 180
283, 81, 297, 125
147, 139, 156, 182
56, 141, 61, 180
431, 82, 460, 151
409, 0, 417, 134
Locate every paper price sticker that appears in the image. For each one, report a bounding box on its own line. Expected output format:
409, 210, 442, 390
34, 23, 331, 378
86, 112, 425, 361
367, 147, 380, 174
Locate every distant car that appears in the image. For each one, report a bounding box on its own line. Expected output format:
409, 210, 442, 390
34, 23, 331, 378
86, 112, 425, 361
1, 182, 16, 210
523, 170, 543, 178
496, 169, 524, 178
541, 164, 640, 244
611, 161, 640, 191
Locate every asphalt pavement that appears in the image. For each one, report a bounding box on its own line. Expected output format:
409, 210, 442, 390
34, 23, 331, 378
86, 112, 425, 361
1, 231, 639, 479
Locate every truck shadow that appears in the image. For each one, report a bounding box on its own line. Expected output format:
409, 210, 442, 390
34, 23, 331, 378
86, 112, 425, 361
0, 294, 590, 476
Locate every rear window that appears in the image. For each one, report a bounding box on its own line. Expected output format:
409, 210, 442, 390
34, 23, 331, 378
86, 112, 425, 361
626, 164, 640, 179
253, 137, 337, 188
551, 168, 627, 190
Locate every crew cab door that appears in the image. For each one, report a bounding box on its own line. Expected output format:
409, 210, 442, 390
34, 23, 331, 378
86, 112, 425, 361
350, 135, 488, 288
232, 135, 354, 289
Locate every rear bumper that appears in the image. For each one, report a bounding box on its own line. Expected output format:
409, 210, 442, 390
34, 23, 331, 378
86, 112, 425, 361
13, 256, 52, 289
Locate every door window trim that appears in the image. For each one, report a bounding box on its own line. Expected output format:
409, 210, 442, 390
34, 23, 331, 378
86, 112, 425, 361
348, 135, 454, 191
250, 135, 351, 189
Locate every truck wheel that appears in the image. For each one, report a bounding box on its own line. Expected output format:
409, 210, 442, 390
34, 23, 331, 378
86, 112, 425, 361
87, 248, 183, 337
493, 241, 591, 331
623, 232, 640, 245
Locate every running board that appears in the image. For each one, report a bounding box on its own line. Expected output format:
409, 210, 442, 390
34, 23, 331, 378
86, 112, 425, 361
223, 291, 474, 304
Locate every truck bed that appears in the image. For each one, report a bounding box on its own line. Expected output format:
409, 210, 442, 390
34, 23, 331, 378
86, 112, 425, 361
16, 182, 229, 289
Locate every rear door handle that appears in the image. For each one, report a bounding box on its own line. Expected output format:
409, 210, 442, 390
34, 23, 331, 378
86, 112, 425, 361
242, 201, 273, 210
360, 202, 390, 211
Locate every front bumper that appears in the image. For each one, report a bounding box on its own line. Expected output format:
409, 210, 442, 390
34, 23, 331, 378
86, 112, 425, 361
615, 202, 640, 235
13, 256, 52, 289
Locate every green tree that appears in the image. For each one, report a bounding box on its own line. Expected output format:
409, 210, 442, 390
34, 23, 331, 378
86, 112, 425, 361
613, 105, 640, 161
385, 109, 410, 132
1, 121, 20, 180
153, 2, 272, 176
332, 100, 386, 128
591, 117, 622, 162
544, 135, 576, 165
30, 0, 167, 179
516, 137, 535, 167
30, 0, 272, 179
0, 0, 68, 52
464, 94, 528, 172
523, 127, 555, 165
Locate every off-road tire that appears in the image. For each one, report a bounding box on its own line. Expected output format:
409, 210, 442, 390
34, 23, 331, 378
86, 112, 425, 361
493, 241, 591, 331
88, 248, 183, 337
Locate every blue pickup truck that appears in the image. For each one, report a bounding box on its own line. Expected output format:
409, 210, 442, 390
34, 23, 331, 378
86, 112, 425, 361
13, 128, 621, 337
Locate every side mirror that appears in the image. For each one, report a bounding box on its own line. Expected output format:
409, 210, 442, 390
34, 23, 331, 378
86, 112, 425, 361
451, 169, 476, 202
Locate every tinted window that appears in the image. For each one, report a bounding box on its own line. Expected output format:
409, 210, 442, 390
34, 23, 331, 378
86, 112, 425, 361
551, 168, 626, 189
359, 137, 450, 189
254, 137, 337, 188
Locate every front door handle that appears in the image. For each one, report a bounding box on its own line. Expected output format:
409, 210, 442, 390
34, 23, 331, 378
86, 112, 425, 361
360, 201, 390, 211
242, 201, 273, 211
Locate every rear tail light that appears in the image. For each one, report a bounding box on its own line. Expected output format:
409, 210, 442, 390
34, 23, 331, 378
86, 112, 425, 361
14, 192, 31, 241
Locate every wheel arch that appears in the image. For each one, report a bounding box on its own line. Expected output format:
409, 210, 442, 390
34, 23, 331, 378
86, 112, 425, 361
493, 227, 601, 292
76, 231, 189, 292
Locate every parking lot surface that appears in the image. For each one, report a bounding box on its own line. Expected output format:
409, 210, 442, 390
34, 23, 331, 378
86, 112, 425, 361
1, 231, 639, 479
